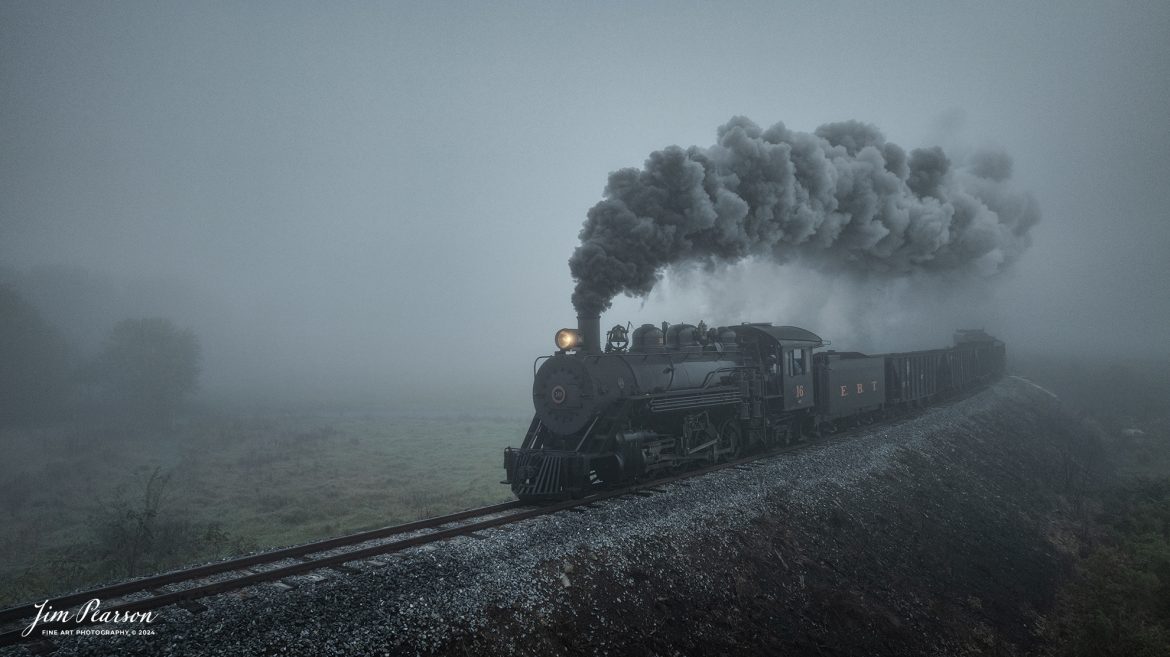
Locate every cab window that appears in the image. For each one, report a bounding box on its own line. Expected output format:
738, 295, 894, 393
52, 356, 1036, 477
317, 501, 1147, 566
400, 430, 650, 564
788, 348, 807, 376
764, 346, 782, 395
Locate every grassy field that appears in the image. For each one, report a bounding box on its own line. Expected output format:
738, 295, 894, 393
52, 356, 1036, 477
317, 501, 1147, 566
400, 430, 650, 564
0, 409, 529, 607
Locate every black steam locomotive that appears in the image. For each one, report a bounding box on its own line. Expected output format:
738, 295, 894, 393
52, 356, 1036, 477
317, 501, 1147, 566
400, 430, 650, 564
503, 315, 1005, 502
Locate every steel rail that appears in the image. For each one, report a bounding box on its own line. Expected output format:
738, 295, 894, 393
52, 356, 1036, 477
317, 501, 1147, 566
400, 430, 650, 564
0, 500, 524, 627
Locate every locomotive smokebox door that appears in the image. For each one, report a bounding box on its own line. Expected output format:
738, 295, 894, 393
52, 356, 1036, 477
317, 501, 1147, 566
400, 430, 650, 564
533, 356, 596, 435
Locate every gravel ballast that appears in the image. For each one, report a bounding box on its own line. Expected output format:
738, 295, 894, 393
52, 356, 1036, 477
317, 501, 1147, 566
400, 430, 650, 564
6, 377, 1089, 656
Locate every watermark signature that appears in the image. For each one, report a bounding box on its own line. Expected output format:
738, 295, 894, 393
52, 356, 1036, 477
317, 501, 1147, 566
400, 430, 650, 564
23, 599, 158, 638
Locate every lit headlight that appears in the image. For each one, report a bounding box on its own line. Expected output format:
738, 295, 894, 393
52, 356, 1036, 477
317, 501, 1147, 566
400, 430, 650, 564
554, 328, 582, 351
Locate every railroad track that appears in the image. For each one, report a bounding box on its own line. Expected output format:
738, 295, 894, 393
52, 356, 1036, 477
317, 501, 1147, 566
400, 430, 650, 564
0, 396, 960, 650
0, 451, 803, 650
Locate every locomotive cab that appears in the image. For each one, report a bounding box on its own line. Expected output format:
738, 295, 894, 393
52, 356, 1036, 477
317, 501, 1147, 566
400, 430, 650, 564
733, 324, 822, 413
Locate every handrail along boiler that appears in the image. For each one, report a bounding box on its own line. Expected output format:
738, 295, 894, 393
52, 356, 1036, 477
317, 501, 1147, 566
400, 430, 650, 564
503, 314, 1005, 502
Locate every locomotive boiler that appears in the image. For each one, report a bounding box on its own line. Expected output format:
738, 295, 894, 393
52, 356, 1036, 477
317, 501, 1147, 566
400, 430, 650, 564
503, 314, 1004, 502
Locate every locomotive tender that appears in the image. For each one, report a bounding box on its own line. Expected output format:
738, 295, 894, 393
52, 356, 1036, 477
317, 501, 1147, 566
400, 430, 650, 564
503, 314, 1005, 502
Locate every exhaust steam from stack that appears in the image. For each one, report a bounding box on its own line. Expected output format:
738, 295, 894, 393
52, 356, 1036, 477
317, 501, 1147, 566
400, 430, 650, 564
569, 117, 1039, 316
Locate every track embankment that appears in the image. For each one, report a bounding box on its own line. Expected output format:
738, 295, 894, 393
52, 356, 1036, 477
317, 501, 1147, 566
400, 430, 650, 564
9, 377, 1096, 656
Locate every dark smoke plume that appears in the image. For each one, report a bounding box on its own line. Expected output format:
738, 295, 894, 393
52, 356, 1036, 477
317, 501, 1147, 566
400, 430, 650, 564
570, 117, 1039, 315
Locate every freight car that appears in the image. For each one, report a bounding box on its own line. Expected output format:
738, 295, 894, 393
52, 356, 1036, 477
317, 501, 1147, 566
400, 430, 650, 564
503, 315, 1004, 502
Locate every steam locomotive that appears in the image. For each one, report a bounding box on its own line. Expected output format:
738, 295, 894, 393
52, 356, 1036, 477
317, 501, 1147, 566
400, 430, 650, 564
503, 314, 1005, 502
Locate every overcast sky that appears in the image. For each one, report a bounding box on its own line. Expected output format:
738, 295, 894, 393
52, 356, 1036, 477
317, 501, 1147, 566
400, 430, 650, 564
2, 1, 1168, 410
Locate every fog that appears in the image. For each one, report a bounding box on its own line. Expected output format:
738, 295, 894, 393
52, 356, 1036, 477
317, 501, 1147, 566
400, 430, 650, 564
3, 1, 1168, 413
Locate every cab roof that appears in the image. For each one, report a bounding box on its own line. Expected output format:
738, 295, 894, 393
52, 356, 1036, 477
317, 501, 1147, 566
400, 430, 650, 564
734, 323, 824, 347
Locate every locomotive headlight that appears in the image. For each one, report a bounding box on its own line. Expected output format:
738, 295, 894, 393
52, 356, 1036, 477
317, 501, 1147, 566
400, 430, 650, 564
554, 328, 582, 351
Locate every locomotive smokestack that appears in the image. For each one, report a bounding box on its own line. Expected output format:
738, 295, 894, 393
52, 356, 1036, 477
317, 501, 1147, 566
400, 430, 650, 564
578, 314, 601, 354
